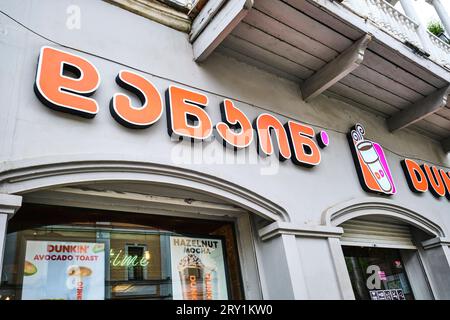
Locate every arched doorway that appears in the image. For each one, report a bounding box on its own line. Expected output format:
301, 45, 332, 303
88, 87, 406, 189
0, 160, 290, 300
323, 197, 447, 300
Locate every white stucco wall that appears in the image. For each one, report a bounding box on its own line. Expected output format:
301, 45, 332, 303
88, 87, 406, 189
1, 0, 450, 299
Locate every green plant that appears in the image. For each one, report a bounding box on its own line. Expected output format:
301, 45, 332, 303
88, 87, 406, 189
428, 20, 445, 36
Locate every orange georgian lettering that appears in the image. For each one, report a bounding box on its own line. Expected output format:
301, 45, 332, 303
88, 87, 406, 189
422, 164, 446, 197
439, 169, 450, 199
254, 113, 291, 160
401, 159, 428, 193
285, 121, 321, 167
166, 85, 212, 140
215, 99, 253, 149
110, 70, 163, 129
34, 46, 100, 118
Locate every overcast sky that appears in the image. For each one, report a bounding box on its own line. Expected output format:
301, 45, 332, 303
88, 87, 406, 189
394, 0, 450, 26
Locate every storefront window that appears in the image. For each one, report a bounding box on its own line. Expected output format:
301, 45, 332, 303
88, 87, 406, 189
343, 246, 414, 300
0, 203, 243, 300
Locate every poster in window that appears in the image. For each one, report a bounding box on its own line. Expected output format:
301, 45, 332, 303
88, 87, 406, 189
22, 240, 105, 300
170, 236, 229, 300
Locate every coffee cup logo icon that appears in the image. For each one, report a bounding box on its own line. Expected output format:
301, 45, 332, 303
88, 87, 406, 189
356, 140, 393, 193
349, 124, 396, 195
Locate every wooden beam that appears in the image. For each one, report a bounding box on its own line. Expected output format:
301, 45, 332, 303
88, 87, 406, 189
105, 0, 191, 32
189, 0, 227, 43
193, 0, 253, 62
387, 85, 450, 132
300, 33, 372, 102
442, 136, 450, 153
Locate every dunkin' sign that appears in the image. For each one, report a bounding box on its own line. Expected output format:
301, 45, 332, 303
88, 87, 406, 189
34, 46, 329, 168
348, 124, 396, 196
33, 46, 450, 201
347, 124, 450, 201
401, 159, 450, 199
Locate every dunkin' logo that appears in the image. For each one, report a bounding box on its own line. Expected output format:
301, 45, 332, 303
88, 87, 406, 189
348, 124, 396, 196
31, 47, 450, 201
33, 46, 329, 168
401, 159, 450, 199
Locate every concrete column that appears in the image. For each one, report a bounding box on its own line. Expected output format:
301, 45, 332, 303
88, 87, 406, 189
0, 214, 7, 281
419, 237, 450, 299
400, 250, 434, 300
427, 0, 450, 37
257, 221, 345, 299
0, 194, 22, 279
256, 233, 309, 299
400, 0, 432, 52
327, 237, 355, 299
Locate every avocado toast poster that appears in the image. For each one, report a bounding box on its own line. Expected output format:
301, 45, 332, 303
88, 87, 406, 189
22, 240, 105, 300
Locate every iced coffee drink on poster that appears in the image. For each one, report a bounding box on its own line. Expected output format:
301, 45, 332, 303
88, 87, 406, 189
177, 254, 205, 300
66, 265, 92, 300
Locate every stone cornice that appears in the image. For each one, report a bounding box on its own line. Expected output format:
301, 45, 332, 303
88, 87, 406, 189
104, 0, 191, 32
258, 221, 344, 241
0, 194, 22, 219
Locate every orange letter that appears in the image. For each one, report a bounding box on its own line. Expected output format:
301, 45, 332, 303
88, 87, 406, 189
286, 121, 321, 167
215, 99, 253, 149
439, 169, 450, 199
166, 85, 212, 141
110, 70, 163, 129
254, 113, 291, 160
422, 164, 446, 197
401, 159, 428, 193
34, 46, 100, 118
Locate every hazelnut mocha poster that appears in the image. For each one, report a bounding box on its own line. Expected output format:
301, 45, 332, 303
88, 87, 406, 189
22, 241, 105, 300
170, 236, 229, 300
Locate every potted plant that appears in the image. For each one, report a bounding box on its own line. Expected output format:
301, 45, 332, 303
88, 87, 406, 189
427, 20, 450, 44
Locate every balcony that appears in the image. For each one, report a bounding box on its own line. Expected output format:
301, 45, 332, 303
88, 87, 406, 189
342, 0, 450, 69
427, 30, 450, 69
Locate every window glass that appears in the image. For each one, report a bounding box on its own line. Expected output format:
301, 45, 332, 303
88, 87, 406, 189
0, 203, 243, 300
343, 246, 415, 300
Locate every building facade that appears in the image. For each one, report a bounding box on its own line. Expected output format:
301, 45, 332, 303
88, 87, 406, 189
0, 0, 450, 300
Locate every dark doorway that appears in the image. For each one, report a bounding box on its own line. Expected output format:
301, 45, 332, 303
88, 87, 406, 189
343, 246, 415, 300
